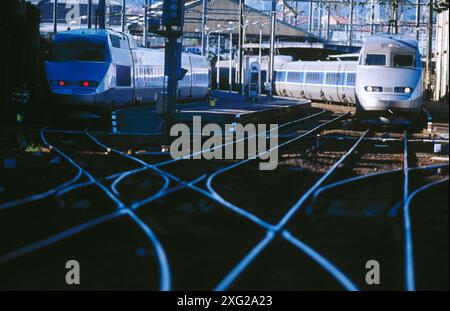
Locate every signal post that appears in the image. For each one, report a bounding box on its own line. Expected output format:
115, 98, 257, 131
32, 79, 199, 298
150, 0, 185, 138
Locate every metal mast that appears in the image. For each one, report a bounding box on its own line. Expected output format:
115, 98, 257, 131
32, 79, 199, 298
122, 0, 126, 32
238, 0, 244, 94
53, 0, 58, 33
349, 0, 354, 45
201, 0, 208, 55
268, 0, 276, 99
416, 0, 421, 41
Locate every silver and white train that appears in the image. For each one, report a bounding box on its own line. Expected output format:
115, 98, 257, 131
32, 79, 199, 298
45, 29, 210, 117
355, 34, 423, 120
272, 34, 423, 121
273, 60, 356, 105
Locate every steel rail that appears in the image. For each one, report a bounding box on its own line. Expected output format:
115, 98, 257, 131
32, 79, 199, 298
85, 111, 336, 216
0, 172, 208, 273
87, 112, 360, 290
0, 126, 84, 210
310, 163, 449, 212
0, 210, 127, 264
403, 177, 449, 291
56, 170, 138, 198
403, 131, 414, 291
153, 109, 329, 168
110, 167, 170, 200
35, 128, 172, 291
206, 113, 351, 227
214, 129, 368, 291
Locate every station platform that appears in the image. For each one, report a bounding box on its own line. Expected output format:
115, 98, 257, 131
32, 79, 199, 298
111, 91, 311, 135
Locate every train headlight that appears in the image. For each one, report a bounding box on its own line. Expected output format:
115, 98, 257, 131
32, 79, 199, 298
394, 87, 413, 94
364, 86, 383, 92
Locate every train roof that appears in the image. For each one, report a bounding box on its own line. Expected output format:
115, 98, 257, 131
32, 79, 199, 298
53, 28, 115, 39
280, 60, 357, 71
53, 29, 138, 48
53, 29, 208, 62
363, 34, 418, 51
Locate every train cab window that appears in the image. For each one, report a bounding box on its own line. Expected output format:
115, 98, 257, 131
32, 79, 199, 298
393, 54, 415, 68
51, 37, 107, 62
365, 54, 386, 66
110, 34, 129, 49
110, 35, 121, 48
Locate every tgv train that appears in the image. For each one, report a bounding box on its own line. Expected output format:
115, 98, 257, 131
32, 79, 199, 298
45, 29, 210, 117
271, 34, 423, 120
273, 61, 356, 105
355, 34, 423, 120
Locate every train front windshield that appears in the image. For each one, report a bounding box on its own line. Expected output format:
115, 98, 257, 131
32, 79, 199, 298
51, 36, 107, 62
365, 54, 386, 66
393, 54, 415, 68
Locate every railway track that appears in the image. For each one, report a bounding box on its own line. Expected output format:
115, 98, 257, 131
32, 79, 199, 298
0, 108, 448, 290
283, 134, 449, 290
0, 109, 349, 289
0, 127, 173, 290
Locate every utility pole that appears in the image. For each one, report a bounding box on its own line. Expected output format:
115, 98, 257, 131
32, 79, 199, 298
426, 0, 434, 96
238, 0, 244, 95
268, 0, 276, 99
326, 4, 331, 41
308, 0, 313, 33
229, 31, 233, 93
217, 32, 221, 89
349, 0, 354, 45
88, 0, 93, 29
99, 0, 106, 29
122, 0, 126, 32
371, 0, 375, 35
143, 0, 148, 47
318, 1, 323, 38
416, 0, 421, 41
201, 0, 207, 55
53, 0, 58, 33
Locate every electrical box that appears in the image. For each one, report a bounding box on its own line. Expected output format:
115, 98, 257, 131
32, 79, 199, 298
245, 61, 261, 102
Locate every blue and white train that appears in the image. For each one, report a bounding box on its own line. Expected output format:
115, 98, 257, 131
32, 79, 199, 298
272, 34, 423, 120
45, 29, 210, 117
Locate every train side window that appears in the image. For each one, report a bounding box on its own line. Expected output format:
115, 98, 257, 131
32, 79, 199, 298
287, 72, 302, 83
276, 71, 286, 82
326, 73, 342, 85
365, 54, 386, 66
298, 72, 304, 83
346, 73, 356, 86
393, 54, 415, 68
305, 72, 322, 84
